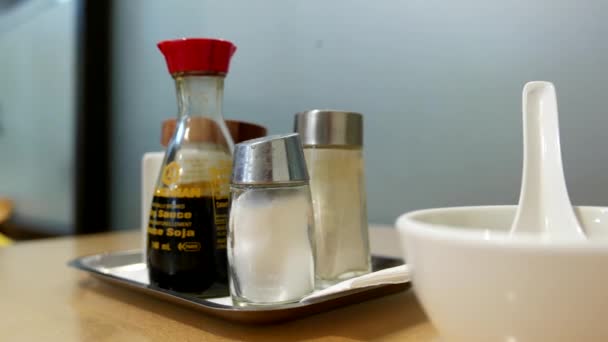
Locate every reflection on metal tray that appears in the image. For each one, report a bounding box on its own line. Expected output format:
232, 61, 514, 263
68, 250, 410, 324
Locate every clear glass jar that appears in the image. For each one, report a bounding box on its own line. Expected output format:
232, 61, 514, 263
304, 145, 371, 287
294, 110, 371, 288
228, 183, 315, 306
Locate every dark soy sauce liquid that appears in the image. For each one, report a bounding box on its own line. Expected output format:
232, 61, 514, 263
147, 188, 228, 293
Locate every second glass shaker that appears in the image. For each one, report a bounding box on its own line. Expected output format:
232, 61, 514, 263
294, 110, 371, 288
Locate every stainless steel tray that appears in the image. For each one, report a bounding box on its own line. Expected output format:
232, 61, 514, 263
69, 250, 410, 324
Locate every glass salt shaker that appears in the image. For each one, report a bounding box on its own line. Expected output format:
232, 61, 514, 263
294, 110, 371, 288
228, 133, 315, 306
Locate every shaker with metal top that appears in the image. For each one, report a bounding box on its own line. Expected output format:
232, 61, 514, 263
228, 133, 315, 306
294, 110, 371, 288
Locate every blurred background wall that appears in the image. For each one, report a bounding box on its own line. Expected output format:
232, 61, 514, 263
110, 0, 608, 230
0, 0, 75, 235
1, 0, 608, 235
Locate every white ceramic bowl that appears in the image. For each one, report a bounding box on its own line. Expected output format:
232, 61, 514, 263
396, 205, 608, 342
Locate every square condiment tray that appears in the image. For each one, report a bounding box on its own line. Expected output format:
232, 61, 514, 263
68, 250, 410, 324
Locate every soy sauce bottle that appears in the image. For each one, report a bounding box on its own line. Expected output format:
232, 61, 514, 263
147, 38, 236, 293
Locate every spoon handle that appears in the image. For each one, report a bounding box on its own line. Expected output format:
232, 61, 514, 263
511, 81, 585, 238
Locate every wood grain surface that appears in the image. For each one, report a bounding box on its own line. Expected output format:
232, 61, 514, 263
0, 226, 437, 341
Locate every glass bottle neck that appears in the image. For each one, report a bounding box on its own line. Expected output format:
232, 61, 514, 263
175, 74, 225, 120
173, 74, 234, 153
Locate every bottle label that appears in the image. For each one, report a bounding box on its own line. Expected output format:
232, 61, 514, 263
147, 195, 228, 253
147, 159, 231, 287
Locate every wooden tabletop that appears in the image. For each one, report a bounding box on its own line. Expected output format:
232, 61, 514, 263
0, 226, 436, 341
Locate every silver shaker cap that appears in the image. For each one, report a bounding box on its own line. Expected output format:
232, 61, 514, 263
294, 109, 363, 147
231, 133, 309, 184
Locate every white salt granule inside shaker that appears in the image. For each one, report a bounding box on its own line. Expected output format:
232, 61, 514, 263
229, 189, 315, 304
228, 133, 316, 306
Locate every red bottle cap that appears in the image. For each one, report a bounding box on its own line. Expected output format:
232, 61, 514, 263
157, 38, 237, 75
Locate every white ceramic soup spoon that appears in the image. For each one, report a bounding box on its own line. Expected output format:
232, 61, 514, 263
510, 81, 585, 239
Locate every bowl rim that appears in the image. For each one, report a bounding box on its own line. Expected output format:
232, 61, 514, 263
395, 205, 608, 248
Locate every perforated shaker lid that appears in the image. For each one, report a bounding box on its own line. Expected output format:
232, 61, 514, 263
231, 133, 309, 185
